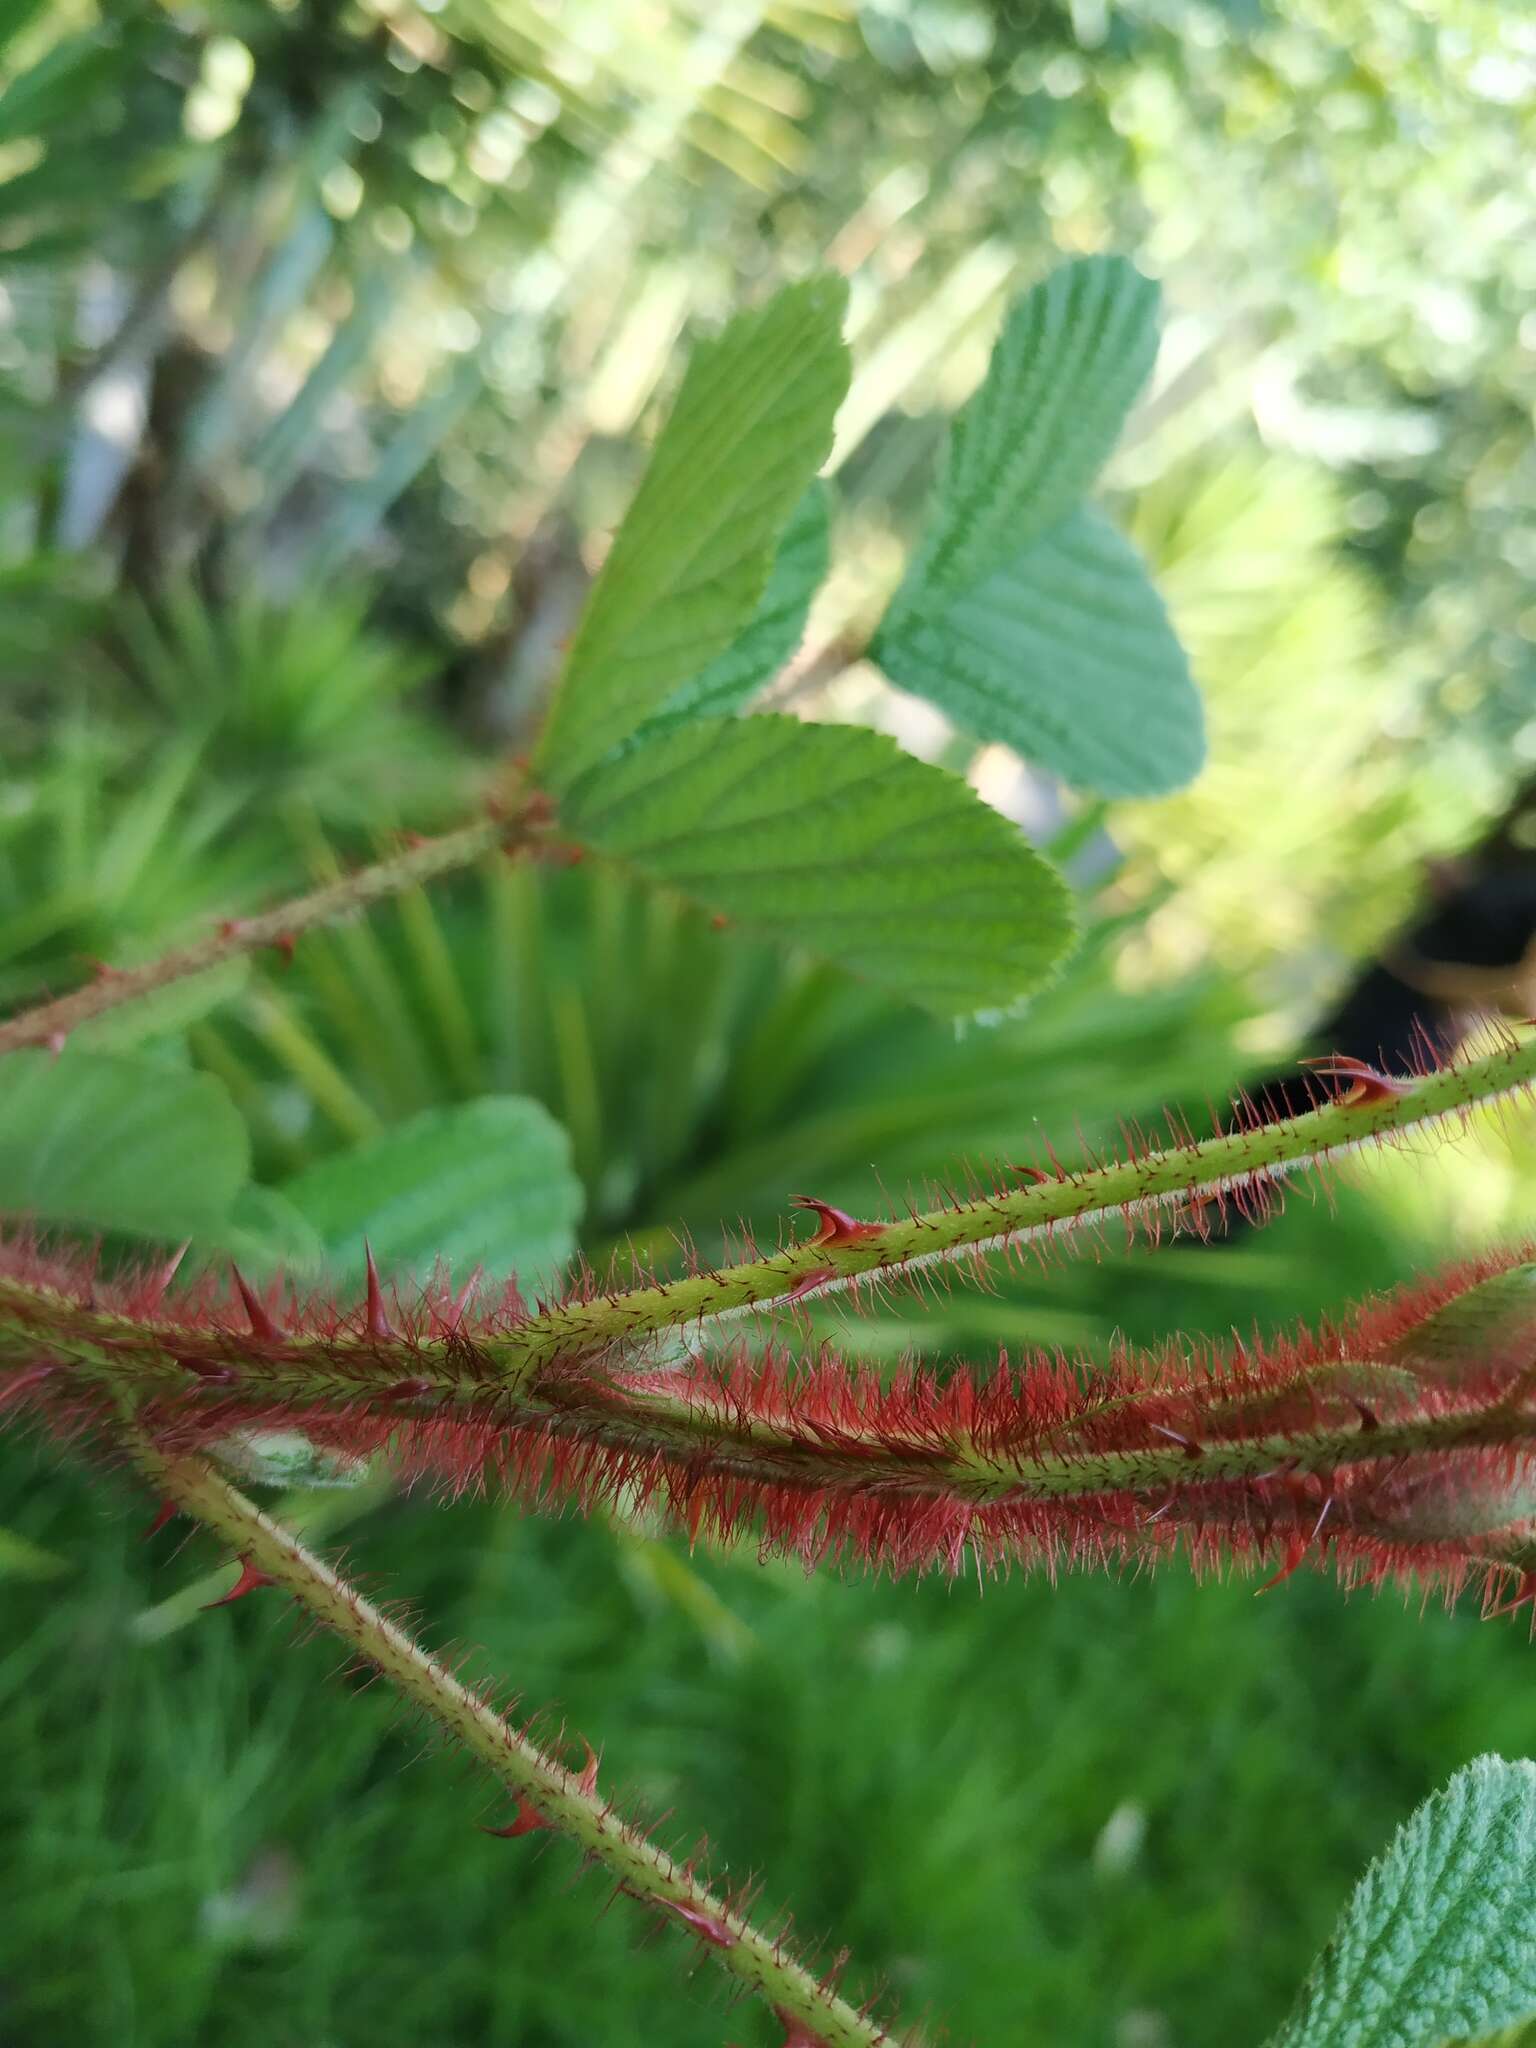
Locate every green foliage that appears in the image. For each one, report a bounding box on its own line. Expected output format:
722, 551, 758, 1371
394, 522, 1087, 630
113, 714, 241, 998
876, 505, 1200, 798
563, 714, 1075, 1017
111, 583, 456, 827
873, 257, 1203, 797
639, 482, 831, 734
902, 256, 1161, 588
0, 3, 1533, 2040
279, 1097, 581, 1286
1271, 1758, 1536, 2048
7, 1448, 1536, 2048
0, 1048, 247, 1242
536, 279, 851, 789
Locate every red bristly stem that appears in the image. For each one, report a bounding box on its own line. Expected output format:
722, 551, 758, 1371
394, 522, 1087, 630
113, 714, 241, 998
14, 1248, 1536, 1594
127, 1433, 895, 2048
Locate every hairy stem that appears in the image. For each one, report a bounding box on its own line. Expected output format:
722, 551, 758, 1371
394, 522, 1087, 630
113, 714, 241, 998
21, 1240, 1536, 1585
0, 813, 524, 1055
4, 1038, 1534, 1424
127, 1435, 895, 2048
494, 1031, 1536, 1382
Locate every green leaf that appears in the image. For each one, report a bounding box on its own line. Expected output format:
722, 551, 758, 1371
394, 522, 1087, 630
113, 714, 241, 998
1269, 1756, 1536, 2048
562, 713, 1076, 1016
535, 279, 850, 790
280, 1096, 583, 1288
206, 1185, 327, 1277
0, 1049, 249, 1242
873, 507, 1203, 797
639, 482, 830, 735
871, 256, 1201, 798
907, 254, 1160, 596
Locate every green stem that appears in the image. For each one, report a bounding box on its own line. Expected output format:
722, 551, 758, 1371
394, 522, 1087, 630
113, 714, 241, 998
0, 813, 524, 1056
494, 1031, 1536, 1383
5, 1038, 1534, 1425
128, 1438, 896, 2048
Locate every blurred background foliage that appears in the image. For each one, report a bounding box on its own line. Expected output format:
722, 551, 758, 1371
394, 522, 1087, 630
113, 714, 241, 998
2, 1, 1535, 2043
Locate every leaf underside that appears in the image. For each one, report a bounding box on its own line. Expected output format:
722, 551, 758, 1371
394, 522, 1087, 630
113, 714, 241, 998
874, 254, 1204, 799
639, 480, 830, 736
912, 252, 1161, 594
874, 506, 1202, 798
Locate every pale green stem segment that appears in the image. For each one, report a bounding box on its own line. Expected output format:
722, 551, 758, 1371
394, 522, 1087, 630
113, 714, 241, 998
492, 1031, 1536, 1382
5, 1035, 1534, 1419
128, 1436, 896, 2048
0, 814, 517, 1056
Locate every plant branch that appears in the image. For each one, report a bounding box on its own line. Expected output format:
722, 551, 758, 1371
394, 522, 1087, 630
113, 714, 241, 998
17, 1246, 1536, 1587
19, 1284, 1536, 1513
126, 1434, 896, 2048
0, 812, 527, 1056
493, 1031, 1536, 1382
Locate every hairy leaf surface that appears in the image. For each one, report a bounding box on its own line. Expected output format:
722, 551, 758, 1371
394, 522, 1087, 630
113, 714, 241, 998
874, 507, 1201, 797
562, 713, 1075, 1015
640, 481, 829, 735
874, 256, 1203, 797
537, 280, 849, 790
905, 254, 1159, 595
1271, 1757, 1536, 2048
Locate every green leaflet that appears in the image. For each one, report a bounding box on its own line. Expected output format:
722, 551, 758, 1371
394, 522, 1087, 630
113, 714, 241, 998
906, 254, 1160, 595
536, 280, 850, 791
874, 257, 1204, 798
873, 507, 1202, 798
280, 1095, 582, 1287
1269, 1757, 1536, 2048
562, 713, 1076, 1017
638, 482, 830, 736
0, 1048, 249, 1242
